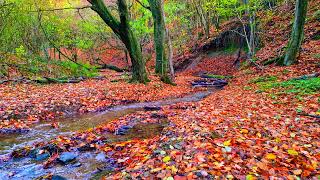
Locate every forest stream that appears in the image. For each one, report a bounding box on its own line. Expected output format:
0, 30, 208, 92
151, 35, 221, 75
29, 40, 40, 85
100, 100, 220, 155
0, 90, 216, 179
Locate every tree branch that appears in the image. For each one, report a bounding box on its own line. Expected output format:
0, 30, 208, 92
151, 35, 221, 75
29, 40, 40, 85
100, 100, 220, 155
88, 0, 121, 35
35, 8, 89, 69
135, 0, 150, 10
229, 29, 246, 38
27, 6, 92, 13
298, 113, 320, 119
0, 3, 14, 9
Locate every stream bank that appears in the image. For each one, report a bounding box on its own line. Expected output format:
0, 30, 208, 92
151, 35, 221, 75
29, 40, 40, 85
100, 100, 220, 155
0, 89, 220, 179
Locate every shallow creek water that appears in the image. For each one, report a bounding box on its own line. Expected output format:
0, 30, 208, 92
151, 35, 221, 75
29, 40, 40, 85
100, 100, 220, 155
0, 90, 214, 179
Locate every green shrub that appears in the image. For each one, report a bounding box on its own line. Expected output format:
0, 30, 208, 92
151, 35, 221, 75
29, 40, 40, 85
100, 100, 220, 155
6, 55, 98, 80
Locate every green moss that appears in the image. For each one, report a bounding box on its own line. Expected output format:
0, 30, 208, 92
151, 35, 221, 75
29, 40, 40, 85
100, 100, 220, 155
243, 70, 254, 75
312, 10, 320, 21
281, 69, 290, 75
249, 75, 278, 84
204, 74, 233, 79
258, 77, 320, 95
313, 53, 320, 59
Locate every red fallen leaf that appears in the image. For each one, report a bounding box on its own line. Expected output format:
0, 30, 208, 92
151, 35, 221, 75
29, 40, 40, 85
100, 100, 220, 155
43, 153, 59, 169
51, 122, 59, 129
174, 175, 187, 180
194, 152, 206, 163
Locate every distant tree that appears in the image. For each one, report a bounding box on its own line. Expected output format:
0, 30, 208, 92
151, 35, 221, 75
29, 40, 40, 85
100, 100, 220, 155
149, 0, 175, 83
283, 0, 308, 66
136, 0, 175, 83
88, 0, 149, 83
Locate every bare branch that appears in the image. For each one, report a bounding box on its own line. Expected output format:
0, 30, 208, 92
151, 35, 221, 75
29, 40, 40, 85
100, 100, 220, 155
27, 6, 92, 13
229, 30, 246, 38
135, 0, 150, 10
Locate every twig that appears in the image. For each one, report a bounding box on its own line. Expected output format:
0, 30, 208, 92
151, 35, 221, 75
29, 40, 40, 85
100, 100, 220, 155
229, 29, 246, 38
27, 6, 92, 13
298, 113, 320, 119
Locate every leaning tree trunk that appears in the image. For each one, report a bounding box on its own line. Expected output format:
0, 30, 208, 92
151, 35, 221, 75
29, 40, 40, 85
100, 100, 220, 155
88, 0, 149, 83
283, 0, 308, 66
149, 0, 172, 83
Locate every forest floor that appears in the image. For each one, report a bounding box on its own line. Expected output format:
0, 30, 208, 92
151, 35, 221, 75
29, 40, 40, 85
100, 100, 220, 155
0, 50, 319, 179
0, 71, 202, 132
1, 1, 320, 178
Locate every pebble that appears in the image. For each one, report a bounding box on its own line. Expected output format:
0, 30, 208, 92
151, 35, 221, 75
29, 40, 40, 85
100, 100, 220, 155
95, 152, 106, 162
58, 152, 77, 164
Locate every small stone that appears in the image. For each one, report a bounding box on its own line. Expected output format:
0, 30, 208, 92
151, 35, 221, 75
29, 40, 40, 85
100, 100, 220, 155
35, 153, 50, 161
72, 162, 82, 167
173, 144, 182, 150
52, 175, 68, 180
58, 152, 77, 164
115, 125, 132, 135
224, 147, 232, 153
200, 170, 208, 177
119, 125, 132, 130
144, 106, 162, 111
95, 152, 106, 162
160, 151, 166, 155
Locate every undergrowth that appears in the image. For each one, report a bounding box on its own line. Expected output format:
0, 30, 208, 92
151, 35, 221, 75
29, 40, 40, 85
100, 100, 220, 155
1, 56, 98, 79
258, 77, 320, 95
249, 75, 278, 84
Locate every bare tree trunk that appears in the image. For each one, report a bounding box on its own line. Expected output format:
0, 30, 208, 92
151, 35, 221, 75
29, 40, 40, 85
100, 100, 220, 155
162, 5, 175, 81
166, 28, 175, 81
192, 0, 209, 38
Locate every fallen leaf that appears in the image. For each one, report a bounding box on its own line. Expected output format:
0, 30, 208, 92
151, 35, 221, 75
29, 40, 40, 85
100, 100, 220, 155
288, 149, 299, 156
265, 153, 276, 160
293, 169, 302, 175
163, 156, 171, 163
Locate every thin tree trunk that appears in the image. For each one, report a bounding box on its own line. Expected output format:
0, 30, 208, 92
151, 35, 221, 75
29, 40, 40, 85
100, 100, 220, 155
162, 2, 175, 81
192, 0, 209, 38
149, 0, 173, 83
166, 28, 175, 81
149, 0, 166, 74
283, 0, 308, 66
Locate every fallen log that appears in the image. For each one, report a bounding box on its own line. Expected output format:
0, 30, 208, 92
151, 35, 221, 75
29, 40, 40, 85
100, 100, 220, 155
0, 128, 30, 134
298, 113, 320, 119
192, 78, 228, 88
144, 106, 162, 111
0, 76, 105, 85
97, 64, 127, 72
0, 80, 9, 84
291, 73, 320, 80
